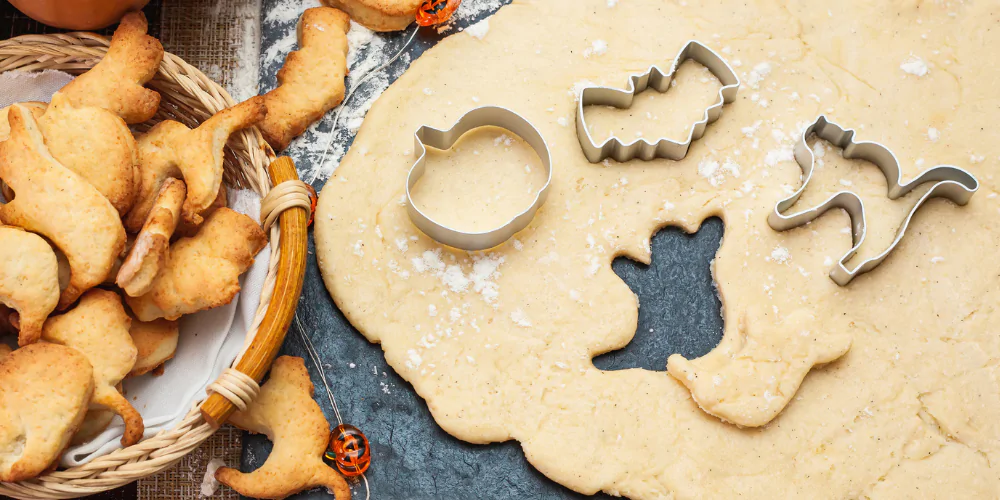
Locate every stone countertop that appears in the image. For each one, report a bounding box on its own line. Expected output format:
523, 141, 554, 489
248, 2, 724, 498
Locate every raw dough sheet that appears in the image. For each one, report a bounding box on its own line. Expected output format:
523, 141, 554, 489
316, 0, 1000, 498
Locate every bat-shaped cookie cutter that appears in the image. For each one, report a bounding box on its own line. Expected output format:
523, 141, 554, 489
406, 106, 552, 251
575, 40, 740, 163
768, 115, 979, 285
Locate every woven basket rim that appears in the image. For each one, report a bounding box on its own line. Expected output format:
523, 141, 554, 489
0, 31, 284, 499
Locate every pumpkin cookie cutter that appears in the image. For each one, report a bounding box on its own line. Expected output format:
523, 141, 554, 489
767, 115, 980, 285
406, 106, 552, 251
575, 40, 741, 163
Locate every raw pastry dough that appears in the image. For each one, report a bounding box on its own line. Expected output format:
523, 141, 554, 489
316, 0, 1000, 497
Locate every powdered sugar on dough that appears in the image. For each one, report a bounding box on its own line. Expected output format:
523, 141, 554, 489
316, 0, 1000, 498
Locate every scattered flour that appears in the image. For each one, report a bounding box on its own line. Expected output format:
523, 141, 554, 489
200, 458, 226, 497
583, 39, 608, 58
769, 246, 791, 264
465, 19, 490, 39
746, 62, 772, 90
411, 250, 505, 304
510, 309, 533, 327
900, 55, 929, 77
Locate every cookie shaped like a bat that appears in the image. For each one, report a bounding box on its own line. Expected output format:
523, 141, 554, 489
667, 308, 850, 427
0, 226, 60, 346
125, 97, 266, 232
117, 178, 185, 297
128, 317, 179, 377
126, 208, 267, 322
42, 289, 143, 446
0, 105, 126, 310
215, 356, 351, 500
259, 7, 349, 151
0, 343, 94, 482
59, 12, 164, 124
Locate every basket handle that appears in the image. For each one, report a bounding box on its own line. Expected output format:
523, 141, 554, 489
200, 156, 309, 428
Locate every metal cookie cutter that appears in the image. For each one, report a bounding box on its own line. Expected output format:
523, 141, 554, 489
406, 106, 552, 251
768, 115, 979, 285
576, 40, 740, 163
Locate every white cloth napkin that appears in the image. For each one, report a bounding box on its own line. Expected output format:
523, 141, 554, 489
0, 70, 269, 466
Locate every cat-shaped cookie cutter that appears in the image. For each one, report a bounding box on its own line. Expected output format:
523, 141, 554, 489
406, 106, 552, 251
575, 40, 741, 163
768, 115, 979, 285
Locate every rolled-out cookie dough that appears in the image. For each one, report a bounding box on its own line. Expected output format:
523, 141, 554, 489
316, 0, 1000, 497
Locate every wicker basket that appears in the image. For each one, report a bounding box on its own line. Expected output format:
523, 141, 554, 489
0, 31, 311, 499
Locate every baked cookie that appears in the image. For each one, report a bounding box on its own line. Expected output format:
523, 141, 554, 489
0, 226, 60, 346
0, 343, 10, 360
127, 318, 179, 377
125, 97, 266, 231
117, 178, 185, 297
215, 356, 351, 500
0, 105, 126, 310
42, 289, 143, 447
321, 0, 421, 31
259, 7, 349, 151
0, 343, 94, 482
126, 208, 267, 322
58, 12, 163, 124
37, 93, 139, 215
0, 102, 45, 141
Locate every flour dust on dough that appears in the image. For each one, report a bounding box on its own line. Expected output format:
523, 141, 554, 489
316, 1, 1000, 497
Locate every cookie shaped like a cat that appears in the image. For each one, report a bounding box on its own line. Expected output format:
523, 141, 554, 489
0, 343, 94, 482
215, 356, 351, 500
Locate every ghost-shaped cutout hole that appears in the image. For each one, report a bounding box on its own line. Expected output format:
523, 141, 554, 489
582, 60, 724, 146
409, 126, 547, 234
593, 217, 724, 372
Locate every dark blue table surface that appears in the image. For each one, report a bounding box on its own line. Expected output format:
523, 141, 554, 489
249, 2, 724, 498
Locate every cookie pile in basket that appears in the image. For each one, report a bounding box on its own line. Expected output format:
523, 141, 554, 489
0, 13, 272, 482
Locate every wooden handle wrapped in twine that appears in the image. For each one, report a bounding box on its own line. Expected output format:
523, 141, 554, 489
200, 157, 311, 428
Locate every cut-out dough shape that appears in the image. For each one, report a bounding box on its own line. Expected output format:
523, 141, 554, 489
126, 207, 268, 322
215, 356, 351, 500
768, 115, 979, 285
0, 342, 93, 482
259, 7, 349, 151
127, 317, 179, 378
576, 40, 740, 163
42, 289, 142, 447
320, 0, 420, 31
667, 308, 851, 427
0, 226, 60, 346
0, 105, 126, 310
117, 178, 186, 297
125, 97, 267, 231
58, 12, 163, 125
